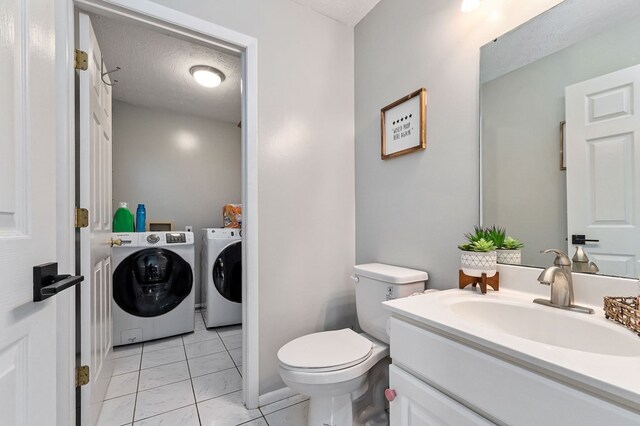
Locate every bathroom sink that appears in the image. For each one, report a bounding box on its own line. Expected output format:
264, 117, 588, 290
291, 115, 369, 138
448, 299, 640, 357
383, 288, 640, 411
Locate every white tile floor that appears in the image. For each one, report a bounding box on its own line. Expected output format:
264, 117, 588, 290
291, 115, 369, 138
98, 310, 309, 426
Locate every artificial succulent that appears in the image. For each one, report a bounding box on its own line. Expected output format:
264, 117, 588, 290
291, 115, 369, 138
458, 238, 497, 252
502, 236, 524, 250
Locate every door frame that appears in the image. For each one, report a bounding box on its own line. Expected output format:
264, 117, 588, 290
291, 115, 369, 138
56, 0, 261, 411
55, 0, 80, 424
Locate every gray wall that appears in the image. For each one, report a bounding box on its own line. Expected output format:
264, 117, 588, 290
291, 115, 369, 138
354, 0, 563, 289
112, 101, 241, 304
151, 0, 356, 394
482, 14, 640, 267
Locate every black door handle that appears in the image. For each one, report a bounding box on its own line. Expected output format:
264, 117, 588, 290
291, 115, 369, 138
571, 234, 600, 245
33, 262, 84, 302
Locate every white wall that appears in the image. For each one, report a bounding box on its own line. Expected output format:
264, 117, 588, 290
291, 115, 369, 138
482, 14, 640, 267
355, 0, 563, 289
112, 101, 241, 304
150, 0, 356, 394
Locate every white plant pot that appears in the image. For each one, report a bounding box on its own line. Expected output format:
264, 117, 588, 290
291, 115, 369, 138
461, 251, 497, 277
497, 249, 522, 265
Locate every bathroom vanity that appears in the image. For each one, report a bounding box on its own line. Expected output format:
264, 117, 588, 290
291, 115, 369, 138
383, 265, 640, 425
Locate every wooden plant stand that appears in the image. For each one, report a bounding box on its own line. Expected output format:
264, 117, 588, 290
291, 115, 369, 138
459, 270, 499, 294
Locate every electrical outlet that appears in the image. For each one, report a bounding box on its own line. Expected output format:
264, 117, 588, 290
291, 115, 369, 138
185, 225, 193, 232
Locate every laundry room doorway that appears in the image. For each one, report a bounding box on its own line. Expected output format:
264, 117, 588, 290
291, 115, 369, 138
65, 1, 259, 423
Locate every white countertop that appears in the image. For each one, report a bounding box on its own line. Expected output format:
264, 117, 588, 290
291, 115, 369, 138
383, 288, 640, 411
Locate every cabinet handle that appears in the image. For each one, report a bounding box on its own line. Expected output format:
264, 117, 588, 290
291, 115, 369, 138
385, 388, 397, 402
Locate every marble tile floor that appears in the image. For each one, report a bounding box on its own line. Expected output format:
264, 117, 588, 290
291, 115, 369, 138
98, 310, 309, 426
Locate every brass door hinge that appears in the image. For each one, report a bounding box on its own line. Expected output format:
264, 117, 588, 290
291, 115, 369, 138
76, 365, 90, 387
75, 207, 89, 228
74, 49, 88, 71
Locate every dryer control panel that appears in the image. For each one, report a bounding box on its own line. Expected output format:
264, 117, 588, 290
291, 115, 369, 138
166, 233, 187, 244
126, 231, 195, 247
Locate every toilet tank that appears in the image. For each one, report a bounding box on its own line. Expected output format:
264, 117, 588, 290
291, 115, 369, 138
354, 263, 428, 344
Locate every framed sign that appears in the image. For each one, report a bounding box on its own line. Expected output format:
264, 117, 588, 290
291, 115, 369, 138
381, 88, 427, 160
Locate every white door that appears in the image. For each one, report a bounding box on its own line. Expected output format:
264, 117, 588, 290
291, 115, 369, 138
78, 12, 114, 425
566, 64, 640, 278
0, 0, 61, 424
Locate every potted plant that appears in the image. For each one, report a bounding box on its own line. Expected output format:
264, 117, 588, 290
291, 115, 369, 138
497, 236, 524, 265
458, 226, 498, 277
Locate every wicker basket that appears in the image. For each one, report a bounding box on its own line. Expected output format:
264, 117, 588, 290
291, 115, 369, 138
603, 297, 640, 337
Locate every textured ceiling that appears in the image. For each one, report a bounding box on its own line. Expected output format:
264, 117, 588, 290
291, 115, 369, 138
89, 14, 241, 123
480, 0, 640, 84
291, 0, 382, 26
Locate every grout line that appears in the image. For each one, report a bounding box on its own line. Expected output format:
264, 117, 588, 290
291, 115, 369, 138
228, 349, 241, 368
183, 337, 225, 350
190, 365, 240, 380
139, 359, 188, 371
184, 348, 228, 361
131, 338, 189, 423
194, 388, 244, 405
137, 368, 192, 393
216, 331, 244, 379
237, 417, 267, 426
182, 336, 202, 426
111, 353, 143, 377
130, 349, 144, 424
128, 403, 199, 425
132, 401, 194, 423
141, 343, 185, 354
261, 400, 309, 418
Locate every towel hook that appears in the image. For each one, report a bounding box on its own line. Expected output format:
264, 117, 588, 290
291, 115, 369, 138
100, 54, 120, 87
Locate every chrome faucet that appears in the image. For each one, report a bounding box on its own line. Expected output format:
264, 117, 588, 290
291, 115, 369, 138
534, 249, 594, 314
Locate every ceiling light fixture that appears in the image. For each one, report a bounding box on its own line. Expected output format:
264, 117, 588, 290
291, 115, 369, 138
461, 0, 480, 13
189, 65, 226, 88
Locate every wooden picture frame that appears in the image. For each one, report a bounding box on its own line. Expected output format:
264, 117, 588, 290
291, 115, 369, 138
381, 88, 427, 160
560, 120, 566, 170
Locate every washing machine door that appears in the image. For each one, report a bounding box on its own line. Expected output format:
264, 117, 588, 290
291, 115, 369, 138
212, 241, 241, 303
113, 248, 193, 317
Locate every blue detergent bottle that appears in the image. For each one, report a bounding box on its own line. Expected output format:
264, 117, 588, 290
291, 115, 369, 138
135, 204, 146, 232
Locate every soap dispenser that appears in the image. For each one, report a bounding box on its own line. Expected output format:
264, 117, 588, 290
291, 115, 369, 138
571, 246, 599, 274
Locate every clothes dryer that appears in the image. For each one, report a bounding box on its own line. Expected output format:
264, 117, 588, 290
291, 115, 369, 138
112, 232, 195, 346
201, 228, 242, 328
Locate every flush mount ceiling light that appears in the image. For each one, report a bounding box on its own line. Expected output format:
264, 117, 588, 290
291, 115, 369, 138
189, 65, 226, 88
461, 0, 480, 13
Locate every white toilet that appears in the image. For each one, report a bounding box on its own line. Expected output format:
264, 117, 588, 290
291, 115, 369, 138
277, 263, 428, 426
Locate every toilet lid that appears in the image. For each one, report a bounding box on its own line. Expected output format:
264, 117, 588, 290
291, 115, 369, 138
278, 329, 373, 371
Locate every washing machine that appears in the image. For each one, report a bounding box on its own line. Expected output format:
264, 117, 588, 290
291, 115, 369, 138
201, 228, 242, 328
112, 231, 195, 346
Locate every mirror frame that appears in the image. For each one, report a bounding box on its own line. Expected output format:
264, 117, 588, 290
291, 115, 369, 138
478, 0, 640, 277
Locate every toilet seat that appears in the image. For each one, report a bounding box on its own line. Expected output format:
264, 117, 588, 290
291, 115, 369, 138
278, 329, 373, 372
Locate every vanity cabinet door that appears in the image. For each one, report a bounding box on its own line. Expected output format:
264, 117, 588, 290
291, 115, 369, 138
389, 364, 493, 426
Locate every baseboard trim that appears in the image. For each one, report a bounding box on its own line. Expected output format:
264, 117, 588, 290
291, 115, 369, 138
258, 386, 297, 407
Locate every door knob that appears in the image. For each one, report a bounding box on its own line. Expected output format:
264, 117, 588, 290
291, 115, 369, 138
33, 262, 84, 302
571, 234, 600, 245
110, 238, 123, 247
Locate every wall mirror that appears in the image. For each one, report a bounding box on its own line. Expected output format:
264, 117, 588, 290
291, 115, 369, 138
480, 0, 640, 278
